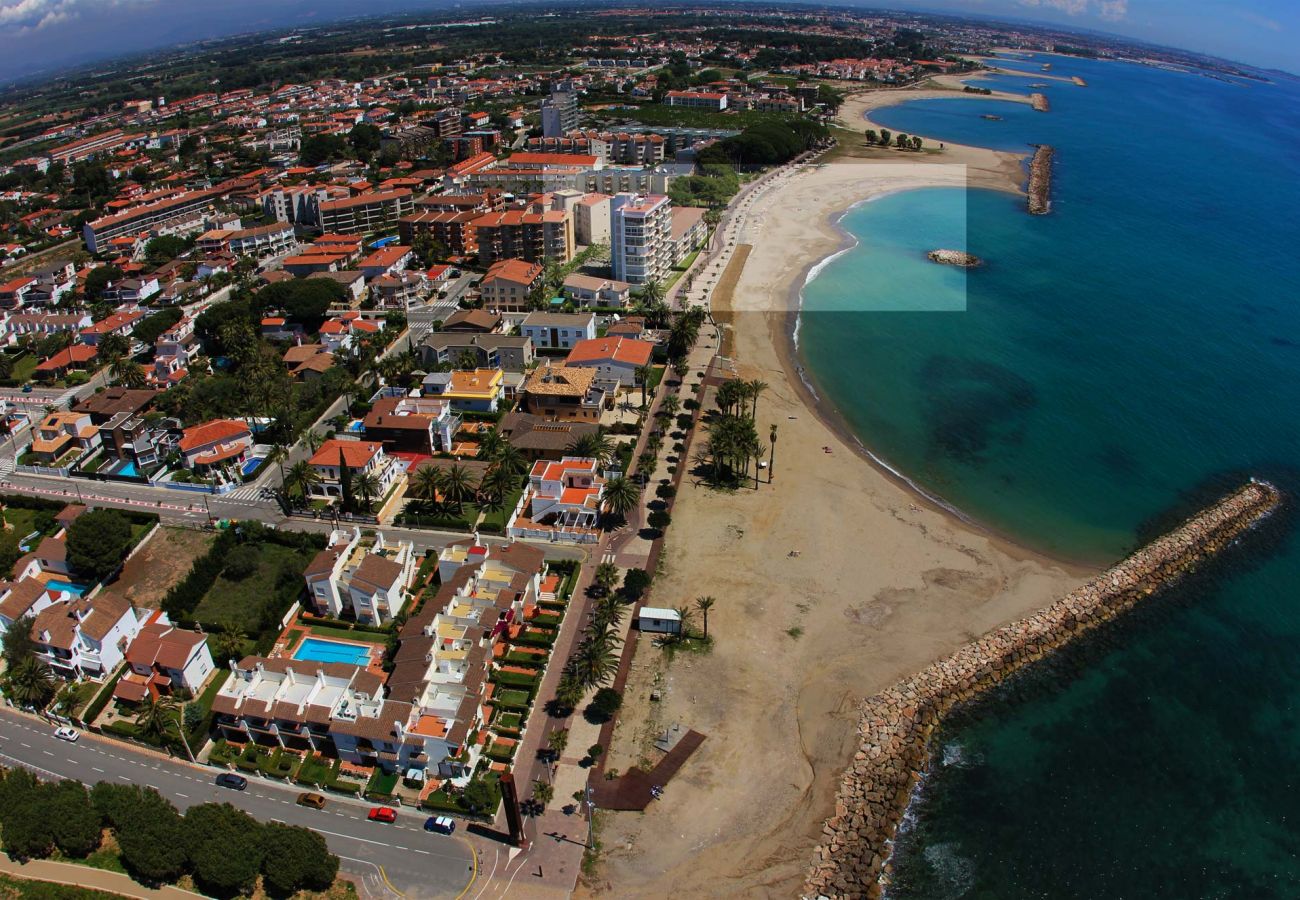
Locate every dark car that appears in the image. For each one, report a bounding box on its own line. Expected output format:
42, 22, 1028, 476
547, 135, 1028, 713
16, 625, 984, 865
424, 816, 456, 835
215, 773, 247, 791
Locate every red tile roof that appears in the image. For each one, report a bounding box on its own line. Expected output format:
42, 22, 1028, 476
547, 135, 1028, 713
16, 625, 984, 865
179, 418, 250, 452
309, 438, 382, 468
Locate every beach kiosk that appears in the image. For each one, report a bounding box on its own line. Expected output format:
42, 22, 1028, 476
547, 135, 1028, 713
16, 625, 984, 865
638, 606, 682, 636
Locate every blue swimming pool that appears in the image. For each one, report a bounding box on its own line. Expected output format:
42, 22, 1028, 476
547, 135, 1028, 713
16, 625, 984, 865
293, 637, 373, 667
241, 456, 265, 476
369, 235, 397, 248
45, 579, 88, 597
345, 420, 365, 433
117, 460, 139, 477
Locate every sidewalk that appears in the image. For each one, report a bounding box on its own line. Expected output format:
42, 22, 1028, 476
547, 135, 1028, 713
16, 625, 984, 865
0, 853, 207, 900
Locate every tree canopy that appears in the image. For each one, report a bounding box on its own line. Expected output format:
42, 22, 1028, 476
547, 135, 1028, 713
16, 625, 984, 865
66, 508, 133, 582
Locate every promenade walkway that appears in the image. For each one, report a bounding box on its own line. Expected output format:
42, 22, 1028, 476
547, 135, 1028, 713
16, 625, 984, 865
0, 853, 208, 900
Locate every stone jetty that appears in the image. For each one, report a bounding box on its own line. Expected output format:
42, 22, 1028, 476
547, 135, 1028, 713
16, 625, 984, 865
1028, 145, 1054, 215
1031, 92, 1050, 112
802, 481, 1281, 900
1072, 76, 1088, 87
927, 249, 982, 268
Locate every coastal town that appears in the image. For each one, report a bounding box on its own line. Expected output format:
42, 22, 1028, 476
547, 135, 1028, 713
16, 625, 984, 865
0, 4, 1285, 900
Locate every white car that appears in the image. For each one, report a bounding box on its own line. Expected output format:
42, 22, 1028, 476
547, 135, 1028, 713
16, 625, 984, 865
53, 726, 79, 743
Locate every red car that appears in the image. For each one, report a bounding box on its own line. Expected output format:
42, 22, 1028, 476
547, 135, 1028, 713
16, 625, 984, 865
367, 807, 397, 823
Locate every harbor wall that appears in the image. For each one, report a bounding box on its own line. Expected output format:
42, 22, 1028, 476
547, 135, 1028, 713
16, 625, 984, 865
802, 480, 1281, 900
1028, 144, 1054, 215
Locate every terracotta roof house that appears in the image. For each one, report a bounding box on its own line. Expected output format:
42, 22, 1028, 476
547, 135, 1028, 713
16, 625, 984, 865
507, 456, 605, 543
441, 308, 503, 334
307, 439, 402, 505
521, 363, 607, 421
114, 614, 215, 703
178, 418, 253, 470
564, 336, 655, 387
70, 387, 157, 424
497, 411, 599, 461
30, 590, 142, 679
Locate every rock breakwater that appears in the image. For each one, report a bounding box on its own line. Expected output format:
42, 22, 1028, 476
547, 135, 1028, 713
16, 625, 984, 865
802, 481, 1281, 900
927, 249, 982, 268
1028, 145, 1054, 215
1072, 76, 1088, 87
1031, 92, 1050, 112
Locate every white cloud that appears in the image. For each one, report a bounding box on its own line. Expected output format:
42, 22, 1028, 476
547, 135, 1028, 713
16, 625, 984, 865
1017, 0, 1129, 20
0, 0, 152, 33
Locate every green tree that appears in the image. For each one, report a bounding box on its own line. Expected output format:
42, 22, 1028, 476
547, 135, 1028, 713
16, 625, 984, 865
183, 802, 266, 896
46, 779, 104, 859
601, 476, 639, 523
585, 687, 623, 722
83, 266, 122, 303
695, 595, 717, 638
97, 332, 130, 363
865, 128, 878, 144
436, 463, 477, 514
646, 509, 671, 532
111, 358, 147, 389
348, 123, 383, 157
5, 655, 57, 708
134, 694, 180, 747
408, 464, 442, 509
635, 363, 655, 408
261, 822, 339, 895
879, 128, 892, 147
143, 235, 189, 267
2, 613, 35, 667
622, 567, 652, 602
338, 447, 354, 513
0, 771, 53, 859
66, 508, 133, 583
355, 470, 381, 512
283, 459, 321, 503
462, 778, 496, 815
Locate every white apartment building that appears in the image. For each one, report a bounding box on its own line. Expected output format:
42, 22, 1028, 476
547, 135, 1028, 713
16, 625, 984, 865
610, 193, 673, 285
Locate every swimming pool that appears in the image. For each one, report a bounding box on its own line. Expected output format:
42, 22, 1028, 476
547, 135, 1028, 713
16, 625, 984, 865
241, 456, 265, 477
45, 579, 88, 597
293, 637, 373, 667
369, 236, 397, 249
116, 460, 139, 477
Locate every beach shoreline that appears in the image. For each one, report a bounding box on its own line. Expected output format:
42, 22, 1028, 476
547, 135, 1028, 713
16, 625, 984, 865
584, 96, 1092, 898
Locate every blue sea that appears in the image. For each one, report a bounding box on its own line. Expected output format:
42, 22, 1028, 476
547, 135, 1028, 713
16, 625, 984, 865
798, 54, 1300, 897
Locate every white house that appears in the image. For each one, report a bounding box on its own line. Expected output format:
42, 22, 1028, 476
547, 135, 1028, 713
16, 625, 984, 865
30, 591, 142, 680
307, 439, 402, 504
304, 527, 417, 626
114, 613, 215, 703
507, 456, 606, 543
638, 606, 682, 635
519, 311, 597, 351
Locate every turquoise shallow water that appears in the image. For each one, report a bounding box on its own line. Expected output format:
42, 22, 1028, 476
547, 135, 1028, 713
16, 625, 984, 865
799, 53, 1300, 897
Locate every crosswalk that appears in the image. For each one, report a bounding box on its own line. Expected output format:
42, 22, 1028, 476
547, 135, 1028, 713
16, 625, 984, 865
220, 484, 265, 501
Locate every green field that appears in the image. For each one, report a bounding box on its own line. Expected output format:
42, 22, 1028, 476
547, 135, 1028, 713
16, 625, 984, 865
191, 543, 316, 626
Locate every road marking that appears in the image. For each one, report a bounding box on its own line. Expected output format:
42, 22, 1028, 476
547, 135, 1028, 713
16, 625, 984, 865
176, 792, 188, 798
92, 767, 104, 773
19, 742, 30, 748
42, 750, 53, 756
117, 775, 130, 781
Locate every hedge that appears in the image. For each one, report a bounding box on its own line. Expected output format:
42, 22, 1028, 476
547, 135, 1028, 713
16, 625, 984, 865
503, 651, 546, 668
512, 632, 556, 649
485, 743, 516, 763
81, 665, 127, 725
532, 613, 561, 628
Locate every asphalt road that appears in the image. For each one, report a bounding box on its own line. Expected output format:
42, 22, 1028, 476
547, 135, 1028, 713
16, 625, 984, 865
0, 708, 477, 899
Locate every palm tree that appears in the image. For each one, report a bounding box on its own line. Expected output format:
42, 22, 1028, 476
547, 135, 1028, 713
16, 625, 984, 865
213, 622, 246, 662
476, 428, 505, 461
135, 695, 180, 746
111, 358, 146, 389
266, 443, 289, 488
635, 364, 655, 409
547, 728, 570, 757
408, 464, 442, 509
661, 394, 681, 419
437, 463, 477, 514
566, 633, 621, 689
5, 656, 56, 708
478, 465, 517, 510
283, 460, 321, 504
355, 471, 380, 512
568, 430, 614, 467
492, 444, 527, 479
768, 423, 778, 483
748, 379, 769, 422
593, 561, 620, 597
673, 605, 695, 640
695, 596, 716, 638
601, 476, 639, 524
303, 430, 324, 454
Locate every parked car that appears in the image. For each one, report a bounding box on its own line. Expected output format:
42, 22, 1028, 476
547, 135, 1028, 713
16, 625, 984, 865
215, 773, 248, 791
297, 792, 327, 809
367, 807, 397, 823
53, 726, 79, 742
424, 816, 456, 835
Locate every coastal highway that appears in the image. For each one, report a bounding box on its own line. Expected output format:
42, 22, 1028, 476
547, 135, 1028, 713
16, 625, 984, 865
0, 708, 477, 898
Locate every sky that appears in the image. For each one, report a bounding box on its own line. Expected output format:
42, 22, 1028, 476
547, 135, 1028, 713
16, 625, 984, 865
0, 0, 1293, 85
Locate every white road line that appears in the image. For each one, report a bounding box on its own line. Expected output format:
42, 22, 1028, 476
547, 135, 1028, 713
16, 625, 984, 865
92, 767, 104, 773
176, 792, 188, 798
42, 750, 53, 756
19, 742, 30, 748
117, 775, 130, 781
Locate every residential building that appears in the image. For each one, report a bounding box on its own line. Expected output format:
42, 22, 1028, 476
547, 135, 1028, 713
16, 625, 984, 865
370, 272, 426, 309
317, 190, 414, 235
178, 419, 253, 471
396, 209, 479, 258
520, 311, 597, 351
541, 86, 579, 138
420, 368, 505, 413
441, 309, 502, 333
82, 188, 219, 254
497, 411, 599, 461
114, 613, 215, 703
97, 412, 171, 469
27, 411, 99, 464
318, 311, 381, 354
506, 457, 606, 543
670, 206, 708, 263
562, 273, 631, 309
31, 591, 142, 679
79, 310, 145, 346
665, 90, 728, 111
304, 528, 417, 626
418, 331, 533, 373
358, 245, 415, 279
564, 336, 655, 387
574, 193, 611, 246
478, 259, 544, 313
610, 193, 673, 285
363, 395, 460, 454
307, 439, 402, 504
521, 363, 607, 421
470, 209, 574, 267
196, 222, 297, 258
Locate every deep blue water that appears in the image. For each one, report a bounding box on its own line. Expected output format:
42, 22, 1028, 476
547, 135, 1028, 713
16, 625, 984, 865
799, 53, 1300, 897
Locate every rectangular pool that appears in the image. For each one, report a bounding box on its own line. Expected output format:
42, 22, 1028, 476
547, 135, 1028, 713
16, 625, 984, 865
45, 579, 88, 596
241, 456, 265, 477
293, 637, 373, 667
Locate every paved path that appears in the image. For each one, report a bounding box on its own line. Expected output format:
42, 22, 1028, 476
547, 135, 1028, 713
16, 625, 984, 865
0, 853, 207, 900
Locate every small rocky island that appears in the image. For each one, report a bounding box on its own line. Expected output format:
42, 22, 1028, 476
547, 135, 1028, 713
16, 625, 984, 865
927, 249, 982, 267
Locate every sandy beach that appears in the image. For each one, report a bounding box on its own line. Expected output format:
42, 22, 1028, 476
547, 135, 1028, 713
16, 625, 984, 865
581, 93, 1091, 899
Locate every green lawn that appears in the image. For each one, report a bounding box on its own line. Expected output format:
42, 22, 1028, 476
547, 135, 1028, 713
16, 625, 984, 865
309, 623, 389, 643
0, 872, 126, 900
495, 689, 531, 710
0, 505, 53, 576
479, 485, 524, 531
367, 770, 400, 796
192, 543, 316, 626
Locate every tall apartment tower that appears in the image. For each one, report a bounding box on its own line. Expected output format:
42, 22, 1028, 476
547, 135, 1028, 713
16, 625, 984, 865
610, 193, 673, 285
541, 87, 579, 138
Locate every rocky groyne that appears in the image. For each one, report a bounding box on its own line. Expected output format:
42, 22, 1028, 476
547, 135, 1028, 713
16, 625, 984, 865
1072, 76, 1088, 87
1031, 92, 1050, 111
1027, 145, 1054, 215
803, 481, 1281, 900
